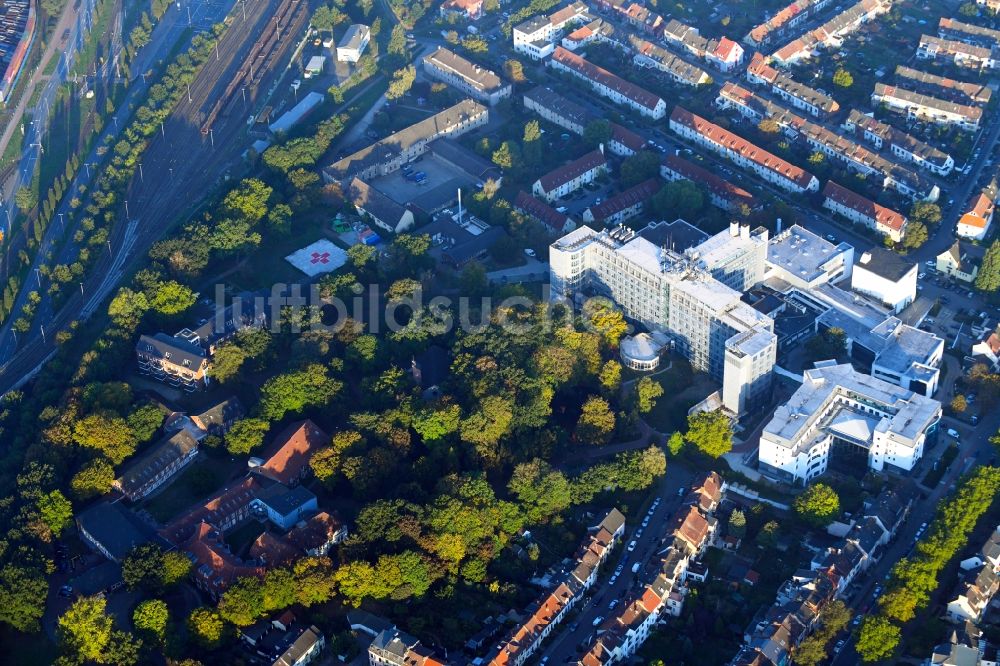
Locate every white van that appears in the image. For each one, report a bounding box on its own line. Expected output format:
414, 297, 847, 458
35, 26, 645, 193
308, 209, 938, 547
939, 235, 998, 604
947, 428, 960, 439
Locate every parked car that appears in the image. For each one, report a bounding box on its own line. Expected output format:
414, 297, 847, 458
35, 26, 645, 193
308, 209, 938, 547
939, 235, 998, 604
524, 248, 537, 258
592, 616, 604, 627
627, 540, 637, 552
947, 428, 960, 439
608, 599, 618, 610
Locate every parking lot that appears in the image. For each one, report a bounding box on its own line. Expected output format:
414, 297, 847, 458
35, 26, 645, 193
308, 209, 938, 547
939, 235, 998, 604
370, 154, 475, 213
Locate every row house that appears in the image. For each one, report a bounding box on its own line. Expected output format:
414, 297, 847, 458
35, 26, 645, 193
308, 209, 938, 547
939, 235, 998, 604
420, 47, 511, 106
520, 85, 645, 157
895, 64, 992, 106
746, 53, 839, 118
717, 81, 807, 137
532, 148, 609, 202
822, 181, 907, 242
660, 154, 758, 213
630, 36, 713, 87
484, 509, 624, 666
872, 82, 982, 132
669, 106, 820, 193
745, 0, 835, 47
514, 191, 576, 236
800, 121, 940, 201
114, 429, 199, 501
769, 0, 893, 65
594, 0, 666, 36
979, 0, 1000, 13
842, 109, 955, 176
574, 473, 725, 666
939, 16, 1000, 50
661, 18, 745, 71
512, 1, 591, 60
947, 562, 999, 624
917, 34, 998, 70
549, 46, 667, 119
582, 178, 661, 226
957, 189, 996, 241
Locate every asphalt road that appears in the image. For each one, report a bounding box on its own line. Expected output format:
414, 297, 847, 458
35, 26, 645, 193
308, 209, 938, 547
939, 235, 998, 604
539, 466, 698, 663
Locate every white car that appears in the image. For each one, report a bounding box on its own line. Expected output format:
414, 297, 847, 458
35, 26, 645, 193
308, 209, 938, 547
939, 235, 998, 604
918, 272, 926, 279
524, 248, 536, 258
627, 540, 637, 552
608, 599, 618, 610
592, 616, 604, 627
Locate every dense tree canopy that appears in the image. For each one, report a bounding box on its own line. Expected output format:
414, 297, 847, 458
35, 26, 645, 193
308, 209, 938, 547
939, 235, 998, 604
794, 483, 841, 527
684, 411, 732, 457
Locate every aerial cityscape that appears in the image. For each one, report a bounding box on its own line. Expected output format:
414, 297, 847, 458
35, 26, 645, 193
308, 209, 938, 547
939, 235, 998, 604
1, 0, 1000, 664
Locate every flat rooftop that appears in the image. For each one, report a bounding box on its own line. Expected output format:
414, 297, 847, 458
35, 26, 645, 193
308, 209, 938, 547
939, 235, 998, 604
767, 225, 848, 283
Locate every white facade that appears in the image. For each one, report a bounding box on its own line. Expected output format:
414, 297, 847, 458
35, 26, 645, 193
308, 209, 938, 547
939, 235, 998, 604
851, 251, 918, 314
513, 2, 590, 60
549, 47, 667, 119
873, 84, 982, 132
765, 225, 854, 290
550, 225, 776, 414
336, 24, 370, 63
759, 363, 941, 484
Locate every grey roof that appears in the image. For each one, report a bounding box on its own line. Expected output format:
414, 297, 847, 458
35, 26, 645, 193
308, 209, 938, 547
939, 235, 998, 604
523, 86, 595, 129
339, 24, 369, 51
116, 429, 198, 497
874, 83, 982, 121
596, 507, 625, 535
77, 501, 165, 561
423, 46, 506, 94
137, 333, 207, 367
638, 219, 709, 254
327, 100, 488, 181
254, 483, 317, 517
855, 247, 916, 282
274, 625, 323, 666
193, 397, 245, 431
941, 240, 984, 272
429, 138, 501, 181
180, 300, 267, 349
69, 561, 123, 596
894, 65, 991, 105
348, 177, 409, 226
443, 225, 507, 266
874, 324, 943, 376
767, 225, 847, 284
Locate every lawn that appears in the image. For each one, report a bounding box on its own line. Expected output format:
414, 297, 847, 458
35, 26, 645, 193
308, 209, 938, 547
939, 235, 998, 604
141, 450, 242, 523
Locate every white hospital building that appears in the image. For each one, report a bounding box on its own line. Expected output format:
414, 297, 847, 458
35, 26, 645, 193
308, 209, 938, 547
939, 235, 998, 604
759, 362, 941, 485
550, 223, 777, 415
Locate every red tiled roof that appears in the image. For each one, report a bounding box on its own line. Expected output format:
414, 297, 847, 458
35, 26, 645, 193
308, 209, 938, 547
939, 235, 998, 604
670, 107, 816, 189
249, 531, 299, 566
552, 46, 664, 112
672, 505, 710, 550
610, 122, 646, 152
159, 476, 265, 545
514, 191, 572, 232
662, 154, 756, 208
536, 149, 607, 193
285, 511, 344, 552
258, 420, 328, 485
960, 192, 994, 229
822, 181, 906, 232
587, 178, 660, 221
747, 52, 777, 82
713, 37, 740, 60
185, 522, 266, 595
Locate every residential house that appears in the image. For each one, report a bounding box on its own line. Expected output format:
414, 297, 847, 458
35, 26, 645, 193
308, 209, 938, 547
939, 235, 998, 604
873, 83, 982, 132
549, 47, 667, 119
939, 17, 1000, 49
421, 47, 511, 105
746, 0, 835, 47
769, 0, 894, 65
160, 476, 266, 545
660, 154, 757, 213
918, 34, 998, 70
582, 178, 660, 226
513, 1, 591, 60
285, 511, 347, 556
439, 0, 482, 21
629, 36, 713, 87
135, 333, 209, 390
895, 65, 991, 106
746, 53, 840, 117
190, 396, 245, 435
514, 191, 576, 236
948, 566, 999, 623
842, 109, 955, 176
822, 181, 908, 242
957, 191, 995, 241
669, 106, 819, 193
532, 148, 608, 202
661, 18, 744, 71
347, 178, 415, 234
937, 240, 984, 283
336, 24, 370, 63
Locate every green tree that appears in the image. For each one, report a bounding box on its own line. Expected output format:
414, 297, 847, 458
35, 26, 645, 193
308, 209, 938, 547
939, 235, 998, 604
635, 376, 664, 413
909, 201, 941, 226
758, 118, 780, 135
805, 326, 846, 364
976, 239, 1000, 292
491, 140, 521, 169
162, 551, 192, 586
856, 616, 900, 662
667, 431, 685, 456
951, 394, 968, 413
599, 359, 622, 393
583, 297, 628, 347
70, 458, 116, 500
620, 150, 660, 187
37, 490, 72, 536
187, 608, 225, 649
808, 150, 826, 165
258, 364, 342, 421
387, 24, 407, 61
652, 180, 704, 220
123, 544, 166, 591
959, 1, 979, 16
58, 596, 138, 664
901, 221, 928, 250
133, 599, 169, 643
210, 343, 246, 383
149, 280, 197, 315
218, 577, 264, 626
225, 418, 271, 455
126, 403, 164, 443
0, 565, 48, 632
756, 520, 779, 548
794, 483, 841, 527
223, 178, 272, 223
413, 404, 462, 442
583, 120, 612, 148
504, 59, 525, 82
728, 509, 747, 539
832, 67, 854, 88
522, 120, 543, 166
576, 395, 616, 445
14, 186, 33, 212
386, 65, 416, 100
508, 458, 571, 523
73, 412, 136, 464
684, 410, 732, 457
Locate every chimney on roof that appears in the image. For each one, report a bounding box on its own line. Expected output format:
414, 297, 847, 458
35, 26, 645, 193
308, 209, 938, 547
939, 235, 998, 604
740, 223, 750, 240
729, 220, 739, 237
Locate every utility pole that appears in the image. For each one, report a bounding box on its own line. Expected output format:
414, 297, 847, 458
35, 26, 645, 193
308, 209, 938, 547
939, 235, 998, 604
85, 162, 90, 178
138, 163, 143, 182
209, 128, 214, 149
124, 200, 129, 219
242, 87, 246, 104
58, 212, 64, 230
40, 325, 45, 343
187, 83, 192, 102
106, 239, 112, 255
79, 282, 84, 297
34, 268, 40, 286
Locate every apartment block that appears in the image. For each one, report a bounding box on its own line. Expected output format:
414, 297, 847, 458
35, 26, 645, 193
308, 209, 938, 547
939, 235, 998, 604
770, 0, 893, 65
660, 154, 757, 213
630, 36, 713, 86
582, 178, 660, 226
917, 34, 998, 70
717, 81, 807, 137
669, 106, 819, 193
894, 65, 991, 105
939, 17, 1000, 50
421, 47, 511, 105
549, 46, 667, 119
521, 86, 645, 157
746, 53, 839, 117
872, 83, 982, 132
532, 148, 608, 202
550, 225, 776, 414
513, 1, 591, 60
843, 109, 954, 176
822, 181, 908, 242
851, 247, 918, 314
759, 362, 941, 484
